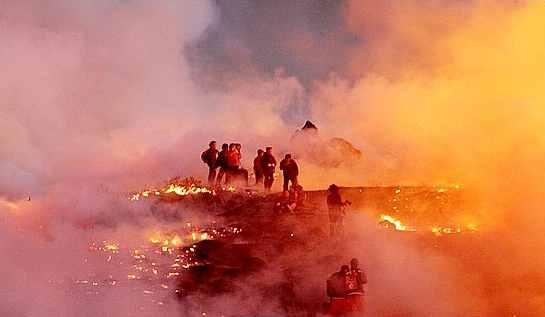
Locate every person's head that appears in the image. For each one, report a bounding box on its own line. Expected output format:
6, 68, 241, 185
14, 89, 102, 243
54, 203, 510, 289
257, 149, 264, 156
340, 265, 350, 274
209, 141, 217, 150
266, 146, 272, 154
236, 143, 241, 151
284, 154, 292, 160
222, 143, 229, 151
350, 258, 359, 269
229, 143, 236, 150
328, 184, 339, 193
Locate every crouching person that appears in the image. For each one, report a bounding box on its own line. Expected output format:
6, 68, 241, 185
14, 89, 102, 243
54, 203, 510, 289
326, 265, 350, 316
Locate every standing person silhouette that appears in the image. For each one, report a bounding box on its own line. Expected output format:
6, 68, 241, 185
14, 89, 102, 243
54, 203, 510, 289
261, 146, 277, 192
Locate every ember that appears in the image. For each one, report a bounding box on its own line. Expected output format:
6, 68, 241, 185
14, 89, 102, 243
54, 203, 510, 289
72, 221, 242, 309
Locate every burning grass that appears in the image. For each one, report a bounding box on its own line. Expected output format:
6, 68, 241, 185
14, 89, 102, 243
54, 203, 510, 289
129, 177, 235, 201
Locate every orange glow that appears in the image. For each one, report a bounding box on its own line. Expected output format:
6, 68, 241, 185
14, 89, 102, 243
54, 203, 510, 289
128, 178, 236, 201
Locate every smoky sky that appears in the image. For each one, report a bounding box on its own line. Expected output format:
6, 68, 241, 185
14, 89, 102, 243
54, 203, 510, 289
188, 0, 359, 87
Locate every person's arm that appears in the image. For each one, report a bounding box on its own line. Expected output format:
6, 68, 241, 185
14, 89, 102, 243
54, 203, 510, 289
360, 271, 367, 285
294, 162, 299, 176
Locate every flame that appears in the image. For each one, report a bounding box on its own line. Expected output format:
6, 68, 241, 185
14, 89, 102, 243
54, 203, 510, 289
434, 184, 462, 193
130, 183, 212, 201
170, 235, 182, 246
144, 225, 235, 254
102, 242, 120, 253
163, 183, 211, 196
380, 214, 478, 235
128, 178, 236, 201
78, 223, 242, 298
380, 214, 415, 231
431, 223, 478, 236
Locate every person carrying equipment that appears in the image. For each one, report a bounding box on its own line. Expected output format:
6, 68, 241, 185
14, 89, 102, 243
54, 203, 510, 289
327, 184, 351, 237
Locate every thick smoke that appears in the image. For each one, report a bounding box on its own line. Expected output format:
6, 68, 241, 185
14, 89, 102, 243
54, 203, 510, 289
311, 0, 545, 221
0, 1, 301, 316
0, 0, 305, 213
311, 1, 545, 314
2, 0, 545, 316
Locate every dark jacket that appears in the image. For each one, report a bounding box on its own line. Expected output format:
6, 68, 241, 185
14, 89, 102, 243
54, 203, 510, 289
327, 272, 347, 298
261, 153, 277, 174
253, 155, 263, 172
327, 192, 343, 209
279, 159, 299, 178
216, 150, 228, 169
201, 148, 218, 168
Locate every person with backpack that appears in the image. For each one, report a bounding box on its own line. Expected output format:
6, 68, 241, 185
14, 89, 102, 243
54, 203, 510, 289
201, 141, 218, 185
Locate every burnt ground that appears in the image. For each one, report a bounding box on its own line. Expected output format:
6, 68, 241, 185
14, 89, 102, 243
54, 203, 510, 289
141, 186, 499, 316
171, 190, 332, 316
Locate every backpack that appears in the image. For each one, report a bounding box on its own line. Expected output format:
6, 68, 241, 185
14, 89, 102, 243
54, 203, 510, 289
201, 150, 210, 164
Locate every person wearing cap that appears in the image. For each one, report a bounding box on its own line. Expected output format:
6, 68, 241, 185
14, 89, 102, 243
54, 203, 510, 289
326, 265, 350, 316
201, 141, 218, 185
327, 184, 351, 237
345, 258, 367, 313
253, 149, 265, 185
261, 147, 277, 192
279, 153, 299, 192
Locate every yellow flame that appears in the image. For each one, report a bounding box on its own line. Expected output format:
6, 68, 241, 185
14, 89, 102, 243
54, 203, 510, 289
102, 242, 120, 252
171, 235, 182, 246
129, 182, 215, 201
380, 214, 415, 231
